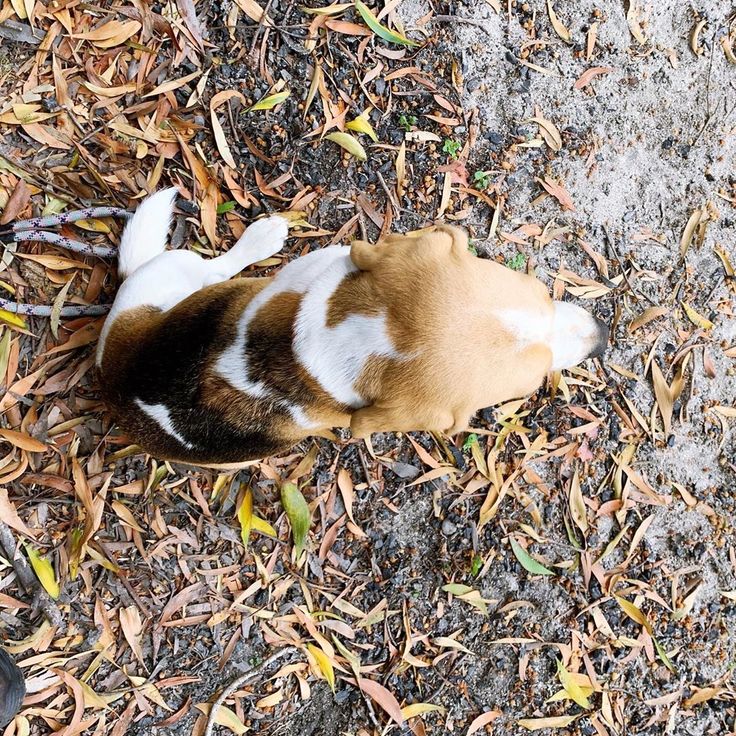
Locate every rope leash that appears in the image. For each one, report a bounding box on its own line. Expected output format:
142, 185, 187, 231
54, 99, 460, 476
0, 205, 130, 318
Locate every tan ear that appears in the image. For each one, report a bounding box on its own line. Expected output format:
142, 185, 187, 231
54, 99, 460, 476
350, 241, 382, 271
433, 224, 470, 257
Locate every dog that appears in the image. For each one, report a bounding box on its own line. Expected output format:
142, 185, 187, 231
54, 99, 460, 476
97, 189, 607, 467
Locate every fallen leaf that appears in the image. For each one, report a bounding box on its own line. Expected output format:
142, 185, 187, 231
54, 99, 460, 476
281, 481, 311, 558
466, 709, 502, 735
574, 66, 614, 90
510, 538, 554, 575
354, 0, 417, 47
26, 546, 60, 599
325, 132, 367, 161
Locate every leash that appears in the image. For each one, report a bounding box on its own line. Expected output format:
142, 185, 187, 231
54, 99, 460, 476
0, 205, 129, 318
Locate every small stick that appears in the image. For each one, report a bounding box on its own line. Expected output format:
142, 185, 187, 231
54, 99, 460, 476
202, 648, 291, 736
0, 521, 64, 629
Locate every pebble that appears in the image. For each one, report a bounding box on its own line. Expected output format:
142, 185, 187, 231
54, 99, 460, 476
442, 519, 457, 536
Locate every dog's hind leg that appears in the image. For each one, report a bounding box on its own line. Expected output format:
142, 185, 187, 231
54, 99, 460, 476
203, 215, 289, 283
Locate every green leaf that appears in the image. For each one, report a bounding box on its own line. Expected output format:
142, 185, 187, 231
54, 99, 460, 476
325, 132, 367, 161
281, 482, 311, 558
217, 200, 237, 214
248, 90, 290, 112
354, 0, 417, 47
510, 538, 554, 576
462, 432, 478, 451
653, 636, 677, 673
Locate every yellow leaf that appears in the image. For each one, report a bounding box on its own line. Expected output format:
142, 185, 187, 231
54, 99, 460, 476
73, 218, 111, 233
401, 703, 445, 719
194, 703, 248, 735
248, 90, 290, 112
556, 661, 590, 708
237, 486, 253, 548
346, 113, 378, 142
0, 309, 27, 329
518, 715, 579, 730
614, 595, 653, 633
307, 643, 335, 692
251, 514, 277, 537
682, 302, 713, 330
26, 546, 60, 599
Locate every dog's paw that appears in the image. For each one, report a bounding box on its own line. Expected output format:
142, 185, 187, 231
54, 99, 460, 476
247, 215, 289, 246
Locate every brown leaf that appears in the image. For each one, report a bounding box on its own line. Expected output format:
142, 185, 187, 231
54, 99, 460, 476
467, 709, 502, 734
538, 177, 575, 211
628, 306, 668, 333
355, 678, 404, 725
119, 605, 145, 665
0, 488, 37, 538
0, 178, 31, 225
0, 427, 48, 452
201, 181, 219, 245
574, 66, 614, 90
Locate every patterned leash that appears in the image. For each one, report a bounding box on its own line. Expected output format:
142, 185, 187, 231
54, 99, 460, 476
0, 205, 129, 318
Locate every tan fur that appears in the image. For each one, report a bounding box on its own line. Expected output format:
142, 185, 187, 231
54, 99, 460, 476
100, 225, 587, 464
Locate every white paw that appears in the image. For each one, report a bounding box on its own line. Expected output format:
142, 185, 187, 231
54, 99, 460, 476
247, 215, 289, 246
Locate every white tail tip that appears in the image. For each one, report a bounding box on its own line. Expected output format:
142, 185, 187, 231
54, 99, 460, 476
117, 188, 178, 280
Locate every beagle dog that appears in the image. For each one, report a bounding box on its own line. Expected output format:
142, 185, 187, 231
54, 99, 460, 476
97, 190, 607, 467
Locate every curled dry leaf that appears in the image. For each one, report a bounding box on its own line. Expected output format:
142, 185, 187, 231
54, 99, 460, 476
574, 66, 614, 90
690, 19, 707, 56
626, 2, 647, 45
537, 177, 575, 211
546, 0, 571, 43
306, 643, 335, 692
682, 302, 713, 330
210, 90, 246, 169
194, 703, 248, 734
526, 115, 562, 151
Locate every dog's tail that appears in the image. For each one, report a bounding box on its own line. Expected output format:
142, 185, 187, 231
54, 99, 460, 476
117, 188, 178, 280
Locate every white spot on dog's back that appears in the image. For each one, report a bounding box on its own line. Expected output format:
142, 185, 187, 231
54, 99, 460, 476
216, 245, 400, 408
135, 399, 193, 449
294, 257, 399, 407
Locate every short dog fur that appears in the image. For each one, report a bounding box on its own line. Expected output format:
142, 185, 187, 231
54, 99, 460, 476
97, 190, 607, 467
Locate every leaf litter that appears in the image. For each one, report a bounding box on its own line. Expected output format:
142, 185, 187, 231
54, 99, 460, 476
0, 1, 734, 735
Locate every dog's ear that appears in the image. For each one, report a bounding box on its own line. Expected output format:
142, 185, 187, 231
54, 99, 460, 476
432, 224, 470, 257
350, 240, 382, 271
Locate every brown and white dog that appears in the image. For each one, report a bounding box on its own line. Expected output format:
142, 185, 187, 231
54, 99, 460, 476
97, 190, 607, 467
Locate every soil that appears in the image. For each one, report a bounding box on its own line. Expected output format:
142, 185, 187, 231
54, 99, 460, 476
0, 1, 735, 736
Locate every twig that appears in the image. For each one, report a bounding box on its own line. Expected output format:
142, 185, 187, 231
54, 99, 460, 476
0, 521, 64, 629
202, 648, 292, 736
601, 226, 657, 306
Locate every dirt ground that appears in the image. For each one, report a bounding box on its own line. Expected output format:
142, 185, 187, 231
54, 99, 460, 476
0, 1, 735, 735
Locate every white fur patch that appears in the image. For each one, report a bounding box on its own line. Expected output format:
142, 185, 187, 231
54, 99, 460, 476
293, 258, 399, 407
135, 399, 193, 449
216, 246, 400, 409
495, 307, 552, 348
